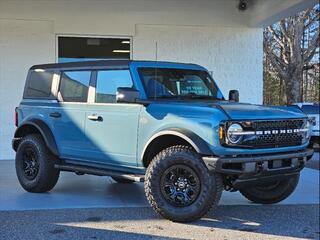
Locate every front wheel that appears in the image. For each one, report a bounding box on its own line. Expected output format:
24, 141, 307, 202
144, 145, 223, 222
239, 174, 300, 204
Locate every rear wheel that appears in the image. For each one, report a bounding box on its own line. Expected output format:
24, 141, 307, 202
145, 145, 223, 222
239, 174, 299, 204
15, 134, 60, 193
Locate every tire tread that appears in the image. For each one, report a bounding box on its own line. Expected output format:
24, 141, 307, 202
16, 134, 60, 193
144, 145, 223, 222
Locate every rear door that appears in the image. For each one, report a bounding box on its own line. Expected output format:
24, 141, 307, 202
84, 69, 142, 167
49, 70, 92, 159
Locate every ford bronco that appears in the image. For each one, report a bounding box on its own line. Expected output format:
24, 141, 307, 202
13, 60, 314, 222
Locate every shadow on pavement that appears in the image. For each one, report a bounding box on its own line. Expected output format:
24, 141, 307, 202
0, 205, 319, 240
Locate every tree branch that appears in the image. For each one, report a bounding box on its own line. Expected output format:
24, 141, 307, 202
265, 45, 287, 78
304, 14, 319, 28
267, 26, 286, 50
303, 29, 320, 63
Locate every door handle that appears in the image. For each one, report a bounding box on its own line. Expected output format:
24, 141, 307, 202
88, 115, 103, 121
49, 112, 61, 118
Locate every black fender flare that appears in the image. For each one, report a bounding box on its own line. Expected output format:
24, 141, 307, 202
141, 127, 213, 161
13, 119, 59, 156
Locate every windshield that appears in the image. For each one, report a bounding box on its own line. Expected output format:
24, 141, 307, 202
138, 67, 224, 100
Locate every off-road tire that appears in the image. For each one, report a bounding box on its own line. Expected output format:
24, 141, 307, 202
15, 134, 60, 193
239, 174, 300, 204
144, 145, 223, 222
111, 176, 135, 184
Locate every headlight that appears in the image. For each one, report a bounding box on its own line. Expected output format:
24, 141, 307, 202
302, 119, 313, 143
305, 120, 313, 140
227, 123, 243, 144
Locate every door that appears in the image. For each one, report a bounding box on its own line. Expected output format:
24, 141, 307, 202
50, 70, 92, 159
84, 69, 142, 167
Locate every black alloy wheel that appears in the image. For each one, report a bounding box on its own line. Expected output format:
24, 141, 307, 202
22, 146, 39, 180
160, 164, 201, 207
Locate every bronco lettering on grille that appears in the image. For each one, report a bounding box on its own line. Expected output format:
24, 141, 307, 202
255, 128, 307, 135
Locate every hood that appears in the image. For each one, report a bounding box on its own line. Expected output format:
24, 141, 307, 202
214, 102, 307, 120
148, 100, 307, 120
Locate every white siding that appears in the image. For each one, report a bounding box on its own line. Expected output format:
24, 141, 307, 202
133, 25, 263, 103
0, 19, 55, 159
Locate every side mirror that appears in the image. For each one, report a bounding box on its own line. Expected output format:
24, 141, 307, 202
229, 90, 239, 102
116, 87, 140, 103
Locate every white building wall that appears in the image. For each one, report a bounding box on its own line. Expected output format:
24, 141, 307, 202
0, 19, 55, 159
0, 0, 263, 160
133, 25, 263, 103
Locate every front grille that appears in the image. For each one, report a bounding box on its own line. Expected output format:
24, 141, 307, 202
252, 119, 304, 131
242, 119, 305, 148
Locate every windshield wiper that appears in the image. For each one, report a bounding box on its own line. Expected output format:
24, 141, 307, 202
149, 95, 180, 99
180, 94, 217, 100
149, 94, 222, 100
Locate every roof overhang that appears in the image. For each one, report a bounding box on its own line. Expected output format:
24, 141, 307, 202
250, 0, 318, 27
0, 0, 318, 30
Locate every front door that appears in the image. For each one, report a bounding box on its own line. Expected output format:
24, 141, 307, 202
84, 69, 142, 167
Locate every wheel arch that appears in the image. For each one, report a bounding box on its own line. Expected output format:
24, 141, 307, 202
141, 128, 212, 168
13, 119, 59, 156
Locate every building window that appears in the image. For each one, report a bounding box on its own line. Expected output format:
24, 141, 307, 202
59, 71, 91, 102
95, 70, 133, 103
58, 36, 131, 63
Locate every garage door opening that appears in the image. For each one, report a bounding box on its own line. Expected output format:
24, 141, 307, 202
57, 36, 131, 63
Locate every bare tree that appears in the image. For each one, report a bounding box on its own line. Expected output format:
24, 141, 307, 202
264, 4, 319, 104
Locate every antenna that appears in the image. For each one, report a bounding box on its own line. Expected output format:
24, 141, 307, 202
155, 41, 158, 61
154, 41, 158, 100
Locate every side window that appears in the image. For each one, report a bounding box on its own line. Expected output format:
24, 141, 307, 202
59, 71, 91, 102
95, 70, 133, 103
24, 70, 54, 98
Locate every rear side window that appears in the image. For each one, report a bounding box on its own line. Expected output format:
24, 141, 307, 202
24, 70, 54, 98
95, 70, 133, 103
59, 71, 91, 102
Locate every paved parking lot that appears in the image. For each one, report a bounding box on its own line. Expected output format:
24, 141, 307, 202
0, 153, 319, 239
1, 204, 319, 240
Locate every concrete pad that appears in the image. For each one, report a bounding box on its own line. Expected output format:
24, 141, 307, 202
0, 158, 319, 211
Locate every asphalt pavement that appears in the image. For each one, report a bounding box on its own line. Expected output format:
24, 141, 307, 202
0, 153, 319, 240
0, 205, 319, 240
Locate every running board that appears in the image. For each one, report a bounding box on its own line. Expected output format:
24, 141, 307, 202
54, 163, 145, 182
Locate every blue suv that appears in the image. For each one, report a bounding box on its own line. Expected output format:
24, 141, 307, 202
13, 60, 314, 222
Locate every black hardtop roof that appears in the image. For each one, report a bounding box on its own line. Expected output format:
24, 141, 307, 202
30, 60, 131, 70
29, 60, 202, 70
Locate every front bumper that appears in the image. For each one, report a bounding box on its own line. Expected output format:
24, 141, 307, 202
203, 148, 314, 189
